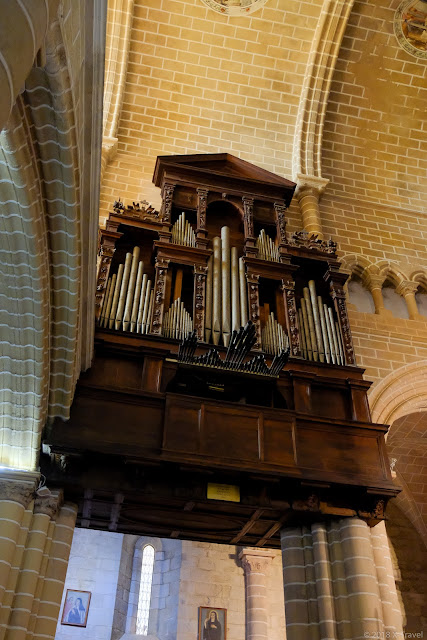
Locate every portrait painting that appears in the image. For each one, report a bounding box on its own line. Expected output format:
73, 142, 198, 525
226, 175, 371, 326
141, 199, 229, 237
198, 607, 226, 640
61, 589, 91, 627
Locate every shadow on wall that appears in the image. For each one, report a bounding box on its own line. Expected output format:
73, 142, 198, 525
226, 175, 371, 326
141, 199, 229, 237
386, 501, 427, 633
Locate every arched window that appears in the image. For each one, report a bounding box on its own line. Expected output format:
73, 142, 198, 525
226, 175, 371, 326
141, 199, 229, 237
136, 544, 155, 635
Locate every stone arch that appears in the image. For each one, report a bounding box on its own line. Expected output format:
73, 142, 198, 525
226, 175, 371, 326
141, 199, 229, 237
369, 361, 427, 426
376, 262, 409, 289
340, 253, 372, 279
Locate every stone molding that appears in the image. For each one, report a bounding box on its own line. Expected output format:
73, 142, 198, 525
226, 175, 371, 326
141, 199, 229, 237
0, 471, 39, 507
295, 174, 330, 198
34, 488, 63, 519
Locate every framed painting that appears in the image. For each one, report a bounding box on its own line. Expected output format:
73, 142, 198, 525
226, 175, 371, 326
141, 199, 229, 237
61, 589, 91, 627
198, 607, 227, 640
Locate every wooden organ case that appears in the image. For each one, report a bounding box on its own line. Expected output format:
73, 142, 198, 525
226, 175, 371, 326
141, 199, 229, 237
43, 154, 398, 547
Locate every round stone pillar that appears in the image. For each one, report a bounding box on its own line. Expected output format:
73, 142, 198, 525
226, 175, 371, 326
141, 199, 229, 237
239, 548, 275, 640
0, 472, 38, 607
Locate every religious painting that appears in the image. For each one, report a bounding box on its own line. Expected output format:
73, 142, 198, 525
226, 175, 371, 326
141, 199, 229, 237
61, 589, 91, 627
199, 0, 268, 16
394, 0, 427, 59
198, 607, 227, 640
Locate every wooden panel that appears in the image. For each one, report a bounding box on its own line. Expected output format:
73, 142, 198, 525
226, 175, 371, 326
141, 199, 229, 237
56, 393, 164, 454
163, 395, 201, 453
311, 386, 350, 420
263, 416, 296, 467
80, 355, 144, 390
296, 423, 387, 482
201, 405, 260, 462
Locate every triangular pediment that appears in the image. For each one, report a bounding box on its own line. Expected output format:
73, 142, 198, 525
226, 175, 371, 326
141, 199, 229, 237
153, 153, 296, 189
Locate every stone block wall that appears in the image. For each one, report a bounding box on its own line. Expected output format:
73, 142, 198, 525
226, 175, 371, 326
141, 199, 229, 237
54, 528, 124, 640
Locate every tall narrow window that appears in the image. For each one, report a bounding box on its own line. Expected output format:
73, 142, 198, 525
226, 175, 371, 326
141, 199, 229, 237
136, 544, 155, 635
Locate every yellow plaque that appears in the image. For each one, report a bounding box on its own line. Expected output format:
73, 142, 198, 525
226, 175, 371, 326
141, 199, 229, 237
207, 483, 240, 503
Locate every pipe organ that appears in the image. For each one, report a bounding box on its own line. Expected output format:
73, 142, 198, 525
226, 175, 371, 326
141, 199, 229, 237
45, 154, 398, 549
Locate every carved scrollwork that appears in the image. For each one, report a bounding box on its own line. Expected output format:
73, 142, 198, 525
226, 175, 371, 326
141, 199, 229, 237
282, 279, 300, 357
242, 196, 254, 239
161, 183, 175, 223
274, 202, 287, 243
112, 198, 160, 219
193, 265, 207, 340
197, 188, 208, 230
151, 258, 170, 334
247, 273, 261, 348
288, 230, 337, 254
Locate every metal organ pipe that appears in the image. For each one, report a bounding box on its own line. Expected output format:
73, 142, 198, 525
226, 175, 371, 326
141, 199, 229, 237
239, 258, 248, 326
162, 297, 193, 340
109, 263, 124, 329
256, 228, 280, 262
100, 277, 112, 327
221, 226, 231, 347
123, 246, 140, 331
231, 247, 240, 332
171, 212, 196, 247
115, 251, 132, 330
212, 236, 222, 346
205, 256, 213, 343
295, 281, 345, 365
261, 312, 288, 355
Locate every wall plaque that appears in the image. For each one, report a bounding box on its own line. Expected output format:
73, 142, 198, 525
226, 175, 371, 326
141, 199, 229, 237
207, 483, 240, 502
394, 0, 427, 59
200, 0, 268, 16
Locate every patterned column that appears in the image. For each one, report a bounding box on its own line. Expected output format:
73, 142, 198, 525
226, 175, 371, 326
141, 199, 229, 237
32, 503, 77, 640
239, 548, 275, 640
247, 273, 261, 349
5, 493, 61, 640
193, 265, 207, 341
0, 473, 38, 608
160, 183, 174, 223
281, 517, 404, 640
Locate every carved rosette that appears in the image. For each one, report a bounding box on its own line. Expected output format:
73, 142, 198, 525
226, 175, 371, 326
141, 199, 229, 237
287, 230, 337, 254
330, 284, 355, 365
193, 265, 207, 340
196, 188, 208, 230
247, 273, 261, 348
161, 183, 175, 223
95, 245, 115, 318
242, 196, 254, 239
274, 202, 287, 244
151, 257, 170, 334
282, 279, 300, 357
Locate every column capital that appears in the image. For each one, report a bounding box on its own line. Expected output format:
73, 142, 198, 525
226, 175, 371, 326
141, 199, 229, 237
34, 488, 63, 519
239, 548, 275, 573
0, 470, 39, 508
362, 273, 386, 291
295, 174, 329, 198
395, 280, 419, 297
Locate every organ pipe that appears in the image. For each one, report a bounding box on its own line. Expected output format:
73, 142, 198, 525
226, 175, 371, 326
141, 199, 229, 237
162, 298, 193, 340
171, 212, 196, 247
205, 228, 249, 347
101, 247, 155, 334
256, 228, 280, 262
296, 280, 345, 365
205, 256, 213, 343
261, 312, 289, 355
221, 226, 231, 347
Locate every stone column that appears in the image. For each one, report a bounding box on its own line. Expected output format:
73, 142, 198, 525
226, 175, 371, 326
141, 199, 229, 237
239, 548, 275, 640
32, 503, 77, 640
362, 273, 388, 316
5, 493, 61, 640
0, 473, 38, 608
280, 518, 404, 640
396, 281, 421, 320
295, 176, 329, 239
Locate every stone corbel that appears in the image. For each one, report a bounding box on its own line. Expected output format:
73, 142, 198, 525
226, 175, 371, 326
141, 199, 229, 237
0, 470, 40, 509
395, 281, 421, 320
295, 174, 329, 239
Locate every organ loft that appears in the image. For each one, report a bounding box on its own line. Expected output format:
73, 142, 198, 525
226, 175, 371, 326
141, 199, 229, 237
43, 153, 398, 546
